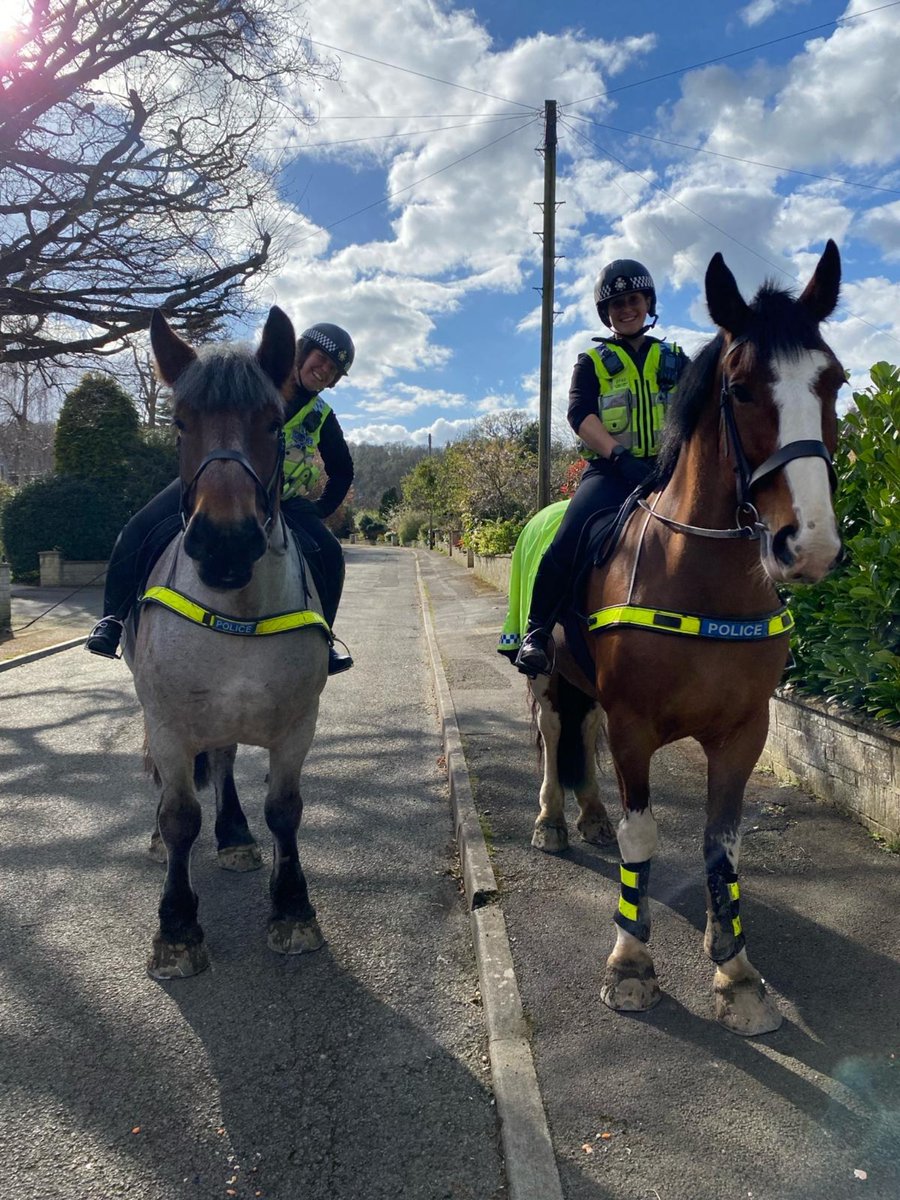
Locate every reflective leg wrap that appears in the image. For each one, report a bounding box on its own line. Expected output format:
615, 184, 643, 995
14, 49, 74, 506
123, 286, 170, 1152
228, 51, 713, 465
613, 859, 652, 944
706, 868, 746, 963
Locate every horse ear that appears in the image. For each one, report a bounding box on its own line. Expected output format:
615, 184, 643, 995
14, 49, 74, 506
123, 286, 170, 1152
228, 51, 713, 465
705, 252, 750, 336
256, 305, 297, 391
799, 239, 841, 323
150, 310, 197, 385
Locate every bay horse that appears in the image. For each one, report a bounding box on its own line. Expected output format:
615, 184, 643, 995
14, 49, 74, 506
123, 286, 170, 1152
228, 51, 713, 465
530, 241, 844, 1035
128, 307, 330, 979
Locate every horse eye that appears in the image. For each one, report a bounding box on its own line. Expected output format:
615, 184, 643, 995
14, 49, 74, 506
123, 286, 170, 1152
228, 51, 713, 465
730, 382, 752, 404
173, 418, 186, 432
269, 420, 282, 435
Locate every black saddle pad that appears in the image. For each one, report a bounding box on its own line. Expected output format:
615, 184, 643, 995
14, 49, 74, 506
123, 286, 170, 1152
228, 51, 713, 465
562, 490, 644, 682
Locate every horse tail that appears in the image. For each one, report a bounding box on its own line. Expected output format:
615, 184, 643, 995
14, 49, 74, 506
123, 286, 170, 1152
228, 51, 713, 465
530, 674, 604, 790
194, 751, 210, 790
557, 674, 602, 790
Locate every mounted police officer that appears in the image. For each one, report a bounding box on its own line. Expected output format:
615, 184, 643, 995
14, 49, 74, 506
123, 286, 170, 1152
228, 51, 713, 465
514, 259, 689, 677
86, 321, 357, 676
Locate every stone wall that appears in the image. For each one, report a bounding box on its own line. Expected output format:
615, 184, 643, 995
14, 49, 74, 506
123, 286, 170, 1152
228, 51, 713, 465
760, 691, 900, 839
39, 550, 107, 587
458, 550, 900, 840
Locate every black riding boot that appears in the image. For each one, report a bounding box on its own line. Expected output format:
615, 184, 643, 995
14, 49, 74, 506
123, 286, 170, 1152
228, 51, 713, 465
86, 616, 125, 658
514, 550, 568, 678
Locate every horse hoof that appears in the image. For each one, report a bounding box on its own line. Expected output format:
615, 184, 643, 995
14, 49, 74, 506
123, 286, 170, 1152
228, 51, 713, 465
147, 936, 210, 979
147, 832, 166, 864
714, 974, 783, 1036
576, 811, 616, 846
218, 843, 263, 872
267, 917, 325, 955
531, 821, 569, 853
600, 959, 661, 1012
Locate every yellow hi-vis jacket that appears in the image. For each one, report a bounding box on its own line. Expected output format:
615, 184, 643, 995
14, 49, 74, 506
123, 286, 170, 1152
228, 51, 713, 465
582, 340, 684, 459
282, 393, 332, 500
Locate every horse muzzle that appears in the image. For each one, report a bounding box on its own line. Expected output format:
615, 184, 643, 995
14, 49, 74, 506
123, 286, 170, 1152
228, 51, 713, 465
184, 512, 268, 590
763, 521, 842, 585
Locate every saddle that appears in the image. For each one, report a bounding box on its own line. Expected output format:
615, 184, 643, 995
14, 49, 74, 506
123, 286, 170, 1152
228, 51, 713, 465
561, 490, 644, 681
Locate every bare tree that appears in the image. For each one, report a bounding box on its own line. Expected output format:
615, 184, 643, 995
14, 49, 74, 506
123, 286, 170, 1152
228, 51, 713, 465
0, 0, 334, 365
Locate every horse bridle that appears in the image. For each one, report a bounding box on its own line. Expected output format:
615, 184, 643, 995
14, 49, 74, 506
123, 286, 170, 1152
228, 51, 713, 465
639, 334, 837, 545
179, 431, 285, 532
720, 335, 837, 514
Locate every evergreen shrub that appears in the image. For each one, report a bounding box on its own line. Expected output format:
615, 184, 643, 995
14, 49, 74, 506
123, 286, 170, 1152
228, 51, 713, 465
1, 476, 131, 580
787, 362, 900, 724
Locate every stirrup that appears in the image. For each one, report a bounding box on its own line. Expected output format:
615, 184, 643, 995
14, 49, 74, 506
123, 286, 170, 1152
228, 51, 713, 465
327, 637, 353, 676
514, 629, 556, 678
85, 616, 125, 660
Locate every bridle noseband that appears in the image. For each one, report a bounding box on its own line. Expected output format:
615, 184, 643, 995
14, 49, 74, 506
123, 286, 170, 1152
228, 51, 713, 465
179, 431, 286, 532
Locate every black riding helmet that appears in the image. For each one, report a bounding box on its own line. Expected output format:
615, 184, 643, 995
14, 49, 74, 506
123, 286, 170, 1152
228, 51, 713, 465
594, 259, 657, 328
297, 323, 355, 376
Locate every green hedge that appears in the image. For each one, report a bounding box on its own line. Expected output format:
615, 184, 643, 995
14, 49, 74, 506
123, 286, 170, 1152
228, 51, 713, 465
1, 437, 177, 582
787, 362, 900, 725
1, 476, 131, 580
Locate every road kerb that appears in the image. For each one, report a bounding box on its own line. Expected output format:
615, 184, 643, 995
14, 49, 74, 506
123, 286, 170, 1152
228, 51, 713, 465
416, 555, 564, 1200
0, 636, 88, 673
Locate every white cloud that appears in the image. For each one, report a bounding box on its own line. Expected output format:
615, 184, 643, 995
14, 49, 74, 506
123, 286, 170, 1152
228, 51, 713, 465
739, 0, 810, 28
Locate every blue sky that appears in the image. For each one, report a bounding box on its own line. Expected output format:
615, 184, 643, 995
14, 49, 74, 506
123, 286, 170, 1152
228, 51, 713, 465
257, 0, 900, 445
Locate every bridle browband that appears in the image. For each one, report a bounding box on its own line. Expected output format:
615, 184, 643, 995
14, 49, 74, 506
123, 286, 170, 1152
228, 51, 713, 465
639, 333, 836, 544
179, 430, 286, 531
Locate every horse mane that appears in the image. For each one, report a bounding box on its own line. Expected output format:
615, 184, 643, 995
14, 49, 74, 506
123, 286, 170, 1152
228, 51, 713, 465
650, 280, 830, 492
173, 345, 287, 417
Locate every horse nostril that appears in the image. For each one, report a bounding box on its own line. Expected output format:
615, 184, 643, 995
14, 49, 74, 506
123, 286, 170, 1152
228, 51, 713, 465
771, 525, 797, 566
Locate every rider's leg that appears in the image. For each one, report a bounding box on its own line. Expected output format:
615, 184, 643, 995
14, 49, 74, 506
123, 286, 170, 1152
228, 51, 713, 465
515, 466, 632, 677
281, 504, 351, 675
86, 480, 181, 658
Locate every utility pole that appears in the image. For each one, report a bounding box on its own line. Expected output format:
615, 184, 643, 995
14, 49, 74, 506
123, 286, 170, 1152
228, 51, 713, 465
427, 432, 434, 549
536, 99, 557, 511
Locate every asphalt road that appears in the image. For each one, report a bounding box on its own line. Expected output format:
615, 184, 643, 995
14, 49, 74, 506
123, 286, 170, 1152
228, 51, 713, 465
0, 546, 505, 1200
419, 550, 900, 1200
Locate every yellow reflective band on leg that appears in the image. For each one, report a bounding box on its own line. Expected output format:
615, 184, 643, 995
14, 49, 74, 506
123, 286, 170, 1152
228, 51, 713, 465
728, 881, 740, 901
732, 916, 743, 937
620, 866, 639, 889
618, 897, 639, 923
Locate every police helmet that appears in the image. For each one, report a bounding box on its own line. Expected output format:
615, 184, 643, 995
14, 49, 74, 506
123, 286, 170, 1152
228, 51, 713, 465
593, 259, 657, 328
297, 322, 355, 375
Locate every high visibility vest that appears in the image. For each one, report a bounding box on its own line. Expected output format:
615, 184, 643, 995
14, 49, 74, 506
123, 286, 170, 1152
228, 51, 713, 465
582, 340, 684, 459
282, 393, 332, 499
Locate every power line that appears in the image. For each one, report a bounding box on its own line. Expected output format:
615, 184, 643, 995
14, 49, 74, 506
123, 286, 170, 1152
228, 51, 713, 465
269, 113, 530, 155
559, 117, 900, 350
306, 38, 538, 112
563, 1, 900, 108
291, 116, 540, 246
563, 112, 900, 197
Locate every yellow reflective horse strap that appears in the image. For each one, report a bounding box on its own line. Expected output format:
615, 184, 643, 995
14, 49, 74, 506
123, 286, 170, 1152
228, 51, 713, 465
139, 585, 332, 639
586, 603, 793, 641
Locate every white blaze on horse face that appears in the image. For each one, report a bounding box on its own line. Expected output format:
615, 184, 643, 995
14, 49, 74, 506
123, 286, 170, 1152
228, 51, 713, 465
617, 807, 658, 863
770, 350, 841, 580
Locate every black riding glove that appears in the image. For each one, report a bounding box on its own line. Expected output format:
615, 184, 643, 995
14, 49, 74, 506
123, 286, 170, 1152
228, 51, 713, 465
612, 450, 653, 486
